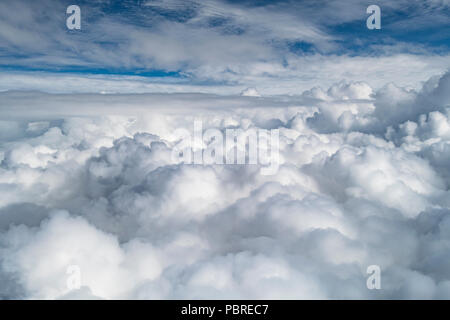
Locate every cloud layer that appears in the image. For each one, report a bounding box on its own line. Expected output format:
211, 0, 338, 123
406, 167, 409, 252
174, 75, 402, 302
0, 0, 448, 94
1, 70, 450, 299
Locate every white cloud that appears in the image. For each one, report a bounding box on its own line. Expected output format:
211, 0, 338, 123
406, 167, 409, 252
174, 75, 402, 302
0, 0, 448, 96
1, 54, 448, 95
1, 71, 450, 299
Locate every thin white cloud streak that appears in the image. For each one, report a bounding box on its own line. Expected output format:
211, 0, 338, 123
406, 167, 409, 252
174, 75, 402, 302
145, 0, 334, 43
0, 54, 448, 95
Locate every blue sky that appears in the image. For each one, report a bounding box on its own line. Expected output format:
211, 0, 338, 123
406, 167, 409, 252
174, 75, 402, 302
0, 0, 448, 93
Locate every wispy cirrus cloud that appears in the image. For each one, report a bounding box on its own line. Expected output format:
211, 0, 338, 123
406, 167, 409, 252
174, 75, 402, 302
0, 0, 448, 92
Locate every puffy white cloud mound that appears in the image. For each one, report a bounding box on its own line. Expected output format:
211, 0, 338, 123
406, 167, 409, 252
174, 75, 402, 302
1, 71, 450, 299
241, 88, 261, 97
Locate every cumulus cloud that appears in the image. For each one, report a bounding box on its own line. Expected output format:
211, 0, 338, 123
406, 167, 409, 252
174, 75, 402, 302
240, 88, 261, 97
1, 71, 450, 299
1, 0, 449, 300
